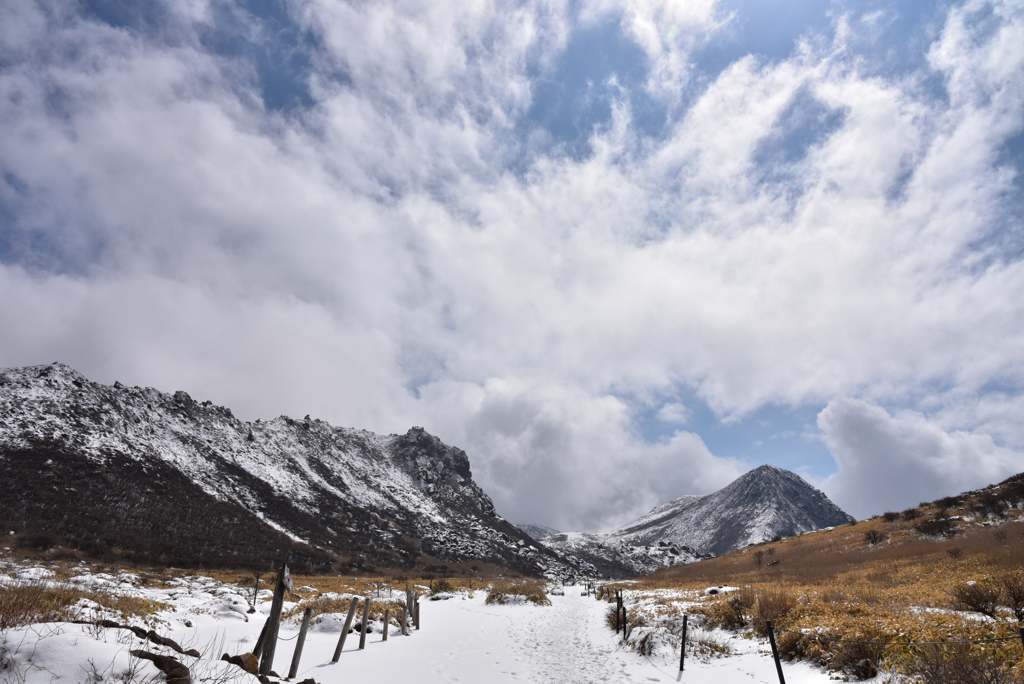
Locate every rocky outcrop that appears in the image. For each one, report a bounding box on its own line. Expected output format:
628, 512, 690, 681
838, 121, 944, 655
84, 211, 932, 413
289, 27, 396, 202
0, 362, 573, 576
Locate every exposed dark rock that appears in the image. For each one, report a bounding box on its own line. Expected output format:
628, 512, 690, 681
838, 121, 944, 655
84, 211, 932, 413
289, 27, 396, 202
131, 651, 190, 684
221, 652, 259, 674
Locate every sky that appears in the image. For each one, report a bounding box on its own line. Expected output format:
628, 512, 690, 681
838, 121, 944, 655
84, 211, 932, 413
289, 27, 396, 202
1, 0, 1023, 532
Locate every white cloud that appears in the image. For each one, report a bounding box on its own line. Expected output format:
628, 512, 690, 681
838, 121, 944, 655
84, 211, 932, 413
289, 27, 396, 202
656, 402, 690, 424
819, 398, 1022, 518
417, 377, 741, 530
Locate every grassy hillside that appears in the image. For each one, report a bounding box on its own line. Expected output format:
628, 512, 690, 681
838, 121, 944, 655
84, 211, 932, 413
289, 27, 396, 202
608, 473, 1024, 681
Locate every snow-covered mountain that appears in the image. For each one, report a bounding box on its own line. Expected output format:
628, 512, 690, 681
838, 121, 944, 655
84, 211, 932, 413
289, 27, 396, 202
0, 362, 586, 577
542, 465, 854, 576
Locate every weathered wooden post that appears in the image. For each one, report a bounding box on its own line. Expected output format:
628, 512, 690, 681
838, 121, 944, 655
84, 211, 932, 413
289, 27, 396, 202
766, 621, 786, 684
414, 598, 420, 630
258, 563, 293, 676
358, 597, 371, 649
287, 607, 313, 680
251, 572, 261, 613
400, 605, 408, 636
253, 615, 270, 658
678, 614, 688, 671
382, 609, 390, 641
331, 597, 360, 662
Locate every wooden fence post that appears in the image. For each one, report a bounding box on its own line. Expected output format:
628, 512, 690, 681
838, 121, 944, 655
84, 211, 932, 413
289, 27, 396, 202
287, 607, 313, 680
252, 615, 270, 659
679, 614, 688, 672
415, 599, 420, 630
382, 609, 390, 642
766, 621, 786, 684
258, 563, 293, 676
331, 597, 360, 662
359, 597, 371, 649
400, 606, 408, 636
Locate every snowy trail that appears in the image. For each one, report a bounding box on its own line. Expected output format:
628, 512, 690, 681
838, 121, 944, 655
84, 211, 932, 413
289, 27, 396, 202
3, 581, 839, 684
505, 591, 623, 684
295, 589, 834, 684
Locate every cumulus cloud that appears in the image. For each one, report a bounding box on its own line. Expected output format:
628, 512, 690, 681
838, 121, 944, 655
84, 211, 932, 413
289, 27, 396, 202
819, 399, 1023, 518
417, 377, 742, 530
1, 0, 1022, 529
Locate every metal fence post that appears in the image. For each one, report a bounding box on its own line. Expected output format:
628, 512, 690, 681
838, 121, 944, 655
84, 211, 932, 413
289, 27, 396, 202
766, 621, 786, 684
679, 614, 688, 671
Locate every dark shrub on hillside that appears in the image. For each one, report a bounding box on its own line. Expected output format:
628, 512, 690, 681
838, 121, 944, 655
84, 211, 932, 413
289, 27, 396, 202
949, 581, 1000, 619
973, 493, 1008, 518
863, 529, 886, 545
997, 480, 1024, 506
916, 517, 959, 538
901, 507, 922, 521
881, 511, 900, 522
15, 531, 57, 551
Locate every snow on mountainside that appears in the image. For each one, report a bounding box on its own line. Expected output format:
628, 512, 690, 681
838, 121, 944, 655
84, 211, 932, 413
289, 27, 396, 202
614, 465, 855, 555
0, 362, 585, 577
517, 523, 560, 539
543, 465, 854, 577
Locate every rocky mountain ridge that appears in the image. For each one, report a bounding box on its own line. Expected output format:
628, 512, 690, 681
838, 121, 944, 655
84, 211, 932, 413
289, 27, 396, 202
0, 362, 588, 577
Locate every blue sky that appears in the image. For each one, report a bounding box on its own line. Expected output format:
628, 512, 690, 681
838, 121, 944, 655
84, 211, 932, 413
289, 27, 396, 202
1, 0, 1023, 530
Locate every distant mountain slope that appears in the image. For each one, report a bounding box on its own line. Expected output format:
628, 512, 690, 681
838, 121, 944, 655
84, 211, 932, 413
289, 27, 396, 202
517, 523, 560, 540
0, 362, 579, 577
615, 465, 855, 555
543, 465, 854, 577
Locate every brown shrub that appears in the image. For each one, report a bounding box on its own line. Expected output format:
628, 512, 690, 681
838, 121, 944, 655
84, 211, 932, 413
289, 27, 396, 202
485, 579, 550, 606
916, 517, 959, 538
881, 512, 900, 523
753, 587, 795, 633
704, 589, 754, 630
901, 507, 922, 521
909, 643, 1024, 684
949, 581, 1000, 619
829, 629, 891, 680
864, 530, 886, 545
997, 571, 1024, 623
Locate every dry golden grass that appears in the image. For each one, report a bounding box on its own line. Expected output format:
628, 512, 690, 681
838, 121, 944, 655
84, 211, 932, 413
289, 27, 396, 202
626, 509, 1024, 679
0, 582, 168, 630
485, 578, 551, 606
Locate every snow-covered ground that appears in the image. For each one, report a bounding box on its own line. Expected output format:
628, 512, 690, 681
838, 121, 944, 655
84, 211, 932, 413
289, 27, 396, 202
1, 571, 841, 684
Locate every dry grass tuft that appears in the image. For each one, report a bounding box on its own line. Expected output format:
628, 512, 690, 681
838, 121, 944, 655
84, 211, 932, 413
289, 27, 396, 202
485, 579, 550, 606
